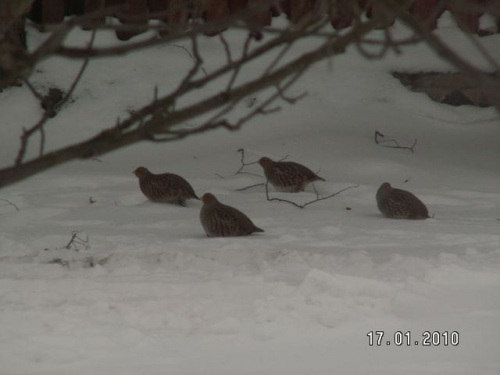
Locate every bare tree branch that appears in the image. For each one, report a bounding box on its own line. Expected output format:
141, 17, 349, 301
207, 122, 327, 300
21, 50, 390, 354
263, 43, 294, 76
1, 17, 380, 189
226, 33, 253, 92
4, 0, 496, 190
14, 30, 96, 165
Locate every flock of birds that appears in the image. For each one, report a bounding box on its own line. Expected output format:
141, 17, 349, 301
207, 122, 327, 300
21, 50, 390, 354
133, 157, 430, 237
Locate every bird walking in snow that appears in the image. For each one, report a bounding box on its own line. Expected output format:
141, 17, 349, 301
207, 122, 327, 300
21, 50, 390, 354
133, 166, 199, 206
258, 156, 325, 192
376, 182, 430, 219
200, 193, 264, 237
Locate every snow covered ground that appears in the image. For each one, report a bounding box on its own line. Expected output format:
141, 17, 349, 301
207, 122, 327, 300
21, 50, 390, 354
1, 15, 499, 375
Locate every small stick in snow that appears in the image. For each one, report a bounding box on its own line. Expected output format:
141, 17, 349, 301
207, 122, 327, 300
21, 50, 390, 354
374, 131, 417, 153
0, 198, 20, 211
235, 182, 265, 192
65, 230, 89, 251
234, 148, 263, 177
265, 181, 359, 209
65, 232, 78, 249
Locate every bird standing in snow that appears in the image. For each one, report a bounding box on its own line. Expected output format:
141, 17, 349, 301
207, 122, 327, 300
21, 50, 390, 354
133, 166, 199, 206
258, 156, 325, 192
200, 193, 264, 237
376, 182, 430, 219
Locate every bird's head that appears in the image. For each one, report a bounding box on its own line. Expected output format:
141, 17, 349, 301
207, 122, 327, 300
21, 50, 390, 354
378, 182, 393, 194
202, 193, 218, 205
133, 166, 150, 178
258, 157, 273, 167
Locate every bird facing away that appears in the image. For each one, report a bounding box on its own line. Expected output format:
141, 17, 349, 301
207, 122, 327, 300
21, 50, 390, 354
200, 193, 264, 237
258, 156, 325, 192
376, 182, 430, 219
133, 166, 199, 206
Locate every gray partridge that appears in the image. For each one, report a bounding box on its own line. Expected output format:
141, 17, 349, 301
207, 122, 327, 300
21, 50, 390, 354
258, 156, 325, 192
200, 193, 264, 237
376, 182, 430, 219
133, 166, 199, 206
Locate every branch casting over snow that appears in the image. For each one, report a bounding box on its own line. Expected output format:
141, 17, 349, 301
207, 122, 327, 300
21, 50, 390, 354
0, 15, 381, 188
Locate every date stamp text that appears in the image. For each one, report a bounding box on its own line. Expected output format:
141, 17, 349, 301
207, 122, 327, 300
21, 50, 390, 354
367, 331, 460, 347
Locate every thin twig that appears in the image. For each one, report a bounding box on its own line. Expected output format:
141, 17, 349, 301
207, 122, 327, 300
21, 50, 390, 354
236, 182, 265, 191
15, 116, 46, 165
0, 198, 20, 211
226, 33, 253, 92
154, 64, 308, 142
234, 148, 262, 176
172, 34, 203, 94
166, 43, 208, 76
375, 131, 417, 153
23, 79, 44, 101
275, 82, 308, 104
265, 181, 359, 209
65, 232, 78, 249
233, 148, 290, 191
65, 230, 89, 251
61, 29, 96, 104
15, 30, 96, 165
39, 126, 46, 156
219, 33, 233, 64
263, 43, 293, 76
126, 18, 335, 138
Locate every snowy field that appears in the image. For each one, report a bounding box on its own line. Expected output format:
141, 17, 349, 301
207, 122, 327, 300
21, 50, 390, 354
1, 14, 499, 375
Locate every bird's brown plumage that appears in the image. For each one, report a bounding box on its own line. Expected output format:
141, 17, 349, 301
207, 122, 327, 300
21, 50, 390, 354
376, 182, 430, 219
133, 166, 199, 206
258, 157, 325, 192
200, 193, 264, 237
